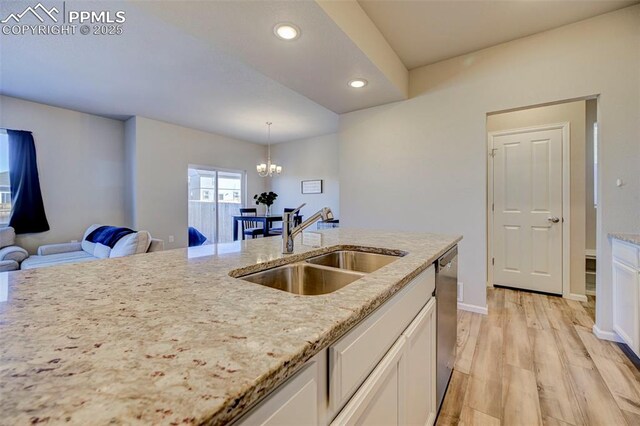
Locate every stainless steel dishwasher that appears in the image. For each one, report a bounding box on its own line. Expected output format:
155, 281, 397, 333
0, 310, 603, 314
435, 245, 458, 412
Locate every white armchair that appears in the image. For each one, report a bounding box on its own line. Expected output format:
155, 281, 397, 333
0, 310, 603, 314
0, 226, 29, 271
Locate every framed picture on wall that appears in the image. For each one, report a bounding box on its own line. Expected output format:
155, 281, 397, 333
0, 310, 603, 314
301, 179, 323, 194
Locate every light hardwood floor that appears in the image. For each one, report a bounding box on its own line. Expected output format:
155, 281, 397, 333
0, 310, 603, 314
437, 288, 640, 426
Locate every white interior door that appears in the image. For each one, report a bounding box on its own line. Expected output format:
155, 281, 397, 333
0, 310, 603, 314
492, 127, 564, 294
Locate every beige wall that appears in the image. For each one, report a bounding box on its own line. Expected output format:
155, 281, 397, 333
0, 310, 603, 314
0, 96, 126, 253
339, 5, 640, 323
487, 101, 587, 296
268, 134, 340, 220
0, 99, 267, 252
127, 116, 267, 249
585, 99, 598, 251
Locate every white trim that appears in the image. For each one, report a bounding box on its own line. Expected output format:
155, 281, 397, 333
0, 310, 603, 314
487, 123, 571, 299
487, 129, 495, 289
458, 302, 488, 315
566, 293, 588, 303
561, 122, 571, 300
586, 289, 596, 296
585, 249, 597, 258
592, 324, 623, 343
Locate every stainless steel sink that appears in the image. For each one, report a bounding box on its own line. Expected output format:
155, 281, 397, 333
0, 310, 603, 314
240, 263, 365, 296
238, 250, 403, 296
306, 251, 400, 273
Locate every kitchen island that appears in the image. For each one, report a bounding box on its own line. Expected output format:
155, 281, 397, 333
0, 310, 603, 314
0, 229, 460, 425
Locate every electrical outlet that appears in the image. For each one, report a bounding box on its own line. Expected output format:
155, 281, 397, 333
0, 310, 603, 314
457, 282, 463, 302
168, 235, 175, 243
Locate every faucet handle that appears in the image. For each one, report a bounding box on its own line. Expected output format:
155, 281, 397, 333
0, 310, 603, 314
289, 203, 306, 216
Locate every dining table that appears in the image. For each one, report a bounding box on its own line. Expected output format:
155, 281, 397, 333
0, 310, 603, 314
232, 214, 281, 241
232, 214, 304, 241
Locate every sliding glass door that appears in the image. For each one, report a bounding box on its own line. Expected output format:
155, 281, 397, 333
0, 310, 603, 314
188, 167, 245, 244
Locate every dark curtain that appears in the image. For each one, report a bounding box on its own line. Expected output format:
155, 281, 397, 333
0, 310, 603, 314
7, 130, 49, 234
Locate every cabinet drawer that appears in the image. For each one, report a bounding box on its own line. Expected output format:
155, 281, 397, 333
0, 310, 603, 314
612, 240, 639, 269
329, 266, 434, 413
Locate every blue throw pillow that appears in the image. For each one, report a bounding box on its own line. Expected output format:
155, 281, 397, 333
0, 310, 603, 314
188, 227, 207, 247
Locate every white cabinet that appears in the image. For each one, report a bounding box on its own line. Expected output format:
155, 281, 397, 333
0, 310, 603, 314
330, 337, 406, 426
237, 357, 324, 426
328, 266, 434, 414
236, 265, 438, 426
403, 298, 437, 426
331, 297, 437, 426
612, 239, 640, 357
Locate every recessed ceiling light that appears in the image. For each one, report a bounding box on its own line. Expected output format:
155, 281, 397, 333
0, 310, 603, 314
274, 23, 300, 41
348, 79, 368, 89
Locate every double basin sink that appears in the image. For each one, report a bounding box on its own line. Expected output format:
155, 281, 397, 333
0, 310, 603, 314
239, 250, 403, 296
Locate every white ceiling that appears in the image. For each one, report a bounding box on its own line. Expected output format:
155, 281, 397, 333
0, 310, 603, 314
134, 0, 406, 115
358, 0, 638, 69
1, 0, 637, 144
0, 0, 406, 144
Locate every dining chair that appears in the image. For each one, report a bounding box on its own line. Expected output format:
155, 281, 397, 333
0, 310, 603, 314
239, 208, 264, 239
269, 208, 302, 236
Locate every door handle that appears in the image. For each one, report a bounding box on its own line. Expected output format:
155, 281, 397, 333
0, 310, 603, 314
548, 217, 560, 224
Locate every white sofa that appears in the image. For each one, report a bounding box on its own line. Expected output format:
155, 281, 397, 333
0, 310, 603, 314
0, 226, 29, 272
21, 224, 164, 270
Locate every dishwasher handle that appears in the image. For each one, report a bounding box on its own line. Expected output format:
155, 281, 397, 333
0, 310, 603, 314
437, 246, 458, 271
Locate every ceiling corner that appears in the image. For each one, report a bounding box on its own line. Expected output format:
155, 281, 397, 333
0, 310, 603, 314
315, 0, 408, 99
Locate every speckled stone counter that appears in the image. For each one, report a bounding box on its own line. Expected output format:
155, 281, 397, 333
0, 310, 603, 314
610, 233, 640, 246
0, 229, 461, 425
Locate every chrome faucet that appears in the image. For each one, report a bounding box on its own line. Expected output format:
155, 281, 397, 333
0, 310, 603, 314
282, 203, 334, 254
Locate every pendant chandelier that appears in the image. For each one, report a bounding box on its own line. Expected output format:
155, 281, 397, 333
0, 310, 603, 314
256, 122, 282, 177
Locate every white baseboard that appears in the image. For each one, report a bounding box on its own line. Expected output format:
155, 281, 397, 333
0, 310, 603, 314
592, 325, 623, 343
458, 302, 488, 315
565, 293, 588, 302
585, 290, 596, 296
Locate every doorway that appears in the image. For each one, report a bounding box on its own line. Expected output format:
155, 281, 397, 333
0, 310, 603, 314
487, 99, 595, 301
585, 99, 598, 298
188, 166, 246, 244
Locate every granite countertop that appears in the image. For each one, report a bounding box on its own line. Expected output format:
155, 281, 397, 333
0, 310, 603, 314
0, 228, 461, 425
609, 233, 640, 246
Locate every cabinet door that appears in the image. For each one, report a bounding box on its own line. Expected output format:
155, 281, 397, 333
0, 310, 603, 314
612, 260, 640, 355
331, 337, 406, 426
403, 298, 437, 426
238, 361, 319, 426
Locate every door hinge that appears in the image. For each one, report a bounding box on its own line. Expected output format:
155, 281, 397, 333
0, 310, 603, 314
489, 148, 498, 158
492, 203, 494, 212
492, 257, 495, 266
